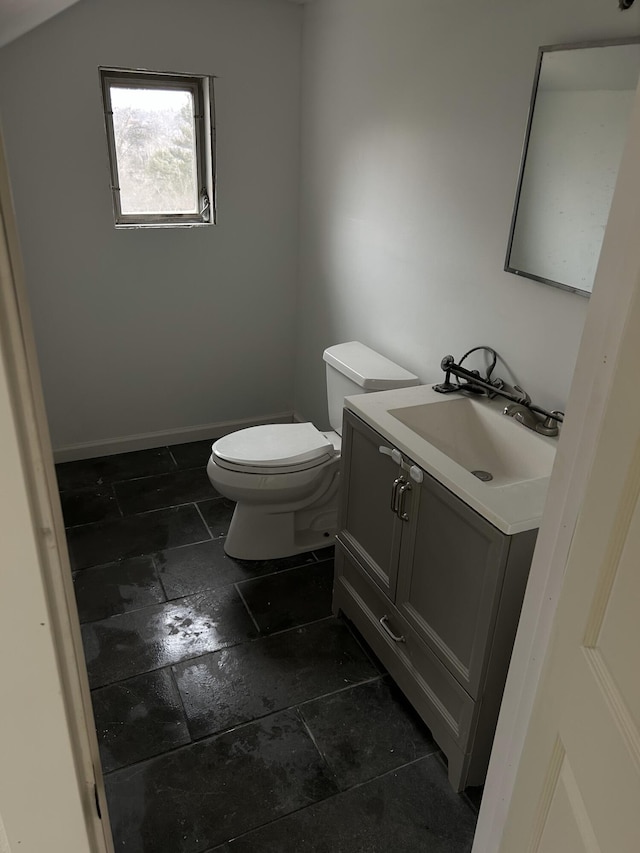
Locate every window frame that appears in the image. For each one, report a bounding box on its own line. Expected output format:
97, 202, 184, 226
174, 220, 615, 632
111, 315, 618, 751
99, 67, 216, 228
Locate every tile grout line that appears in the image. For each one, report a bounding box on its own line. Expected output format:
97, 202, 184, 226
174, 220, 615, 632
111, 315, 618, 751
295, 674, 382, 710
87, 614, 364, 702
64, 502, 216, 531
221, 752, 447, 848
88, 619, 270, 689
55, 444, 179, 492
78, 599, 164, 626
109, 495, 219, 520
91, 661, 178, 697
91, 617, 382, 723
76, 547, 332, 603
69, 521, 329, 572
234, 582, 262, 634
295, 706, 342, 790
109, 482, 124, 518
193, 501, 215, 540
71, 530, 215, 571
73, 523, 226, 568
148, 553, 170, 605
101, 674, 388, 782
258, 613, 335, 640
58, 461, 179, 493
311, 543, 337, 563
166, 664, 194, 748
79, 576, 336, 634
234, 555, 334, 591
84, 576, 273, 631
107, 465, 216, 490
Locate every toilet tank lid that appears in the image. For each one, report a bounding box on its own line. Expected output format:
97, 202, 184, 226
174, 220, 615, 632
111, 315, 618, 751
323, 341, 420, 390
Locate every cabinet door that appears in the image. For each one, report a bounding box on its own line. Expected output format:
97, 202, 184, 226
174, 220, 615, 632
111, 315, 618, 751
396, 470, 510, 699
337, 411, 403, 598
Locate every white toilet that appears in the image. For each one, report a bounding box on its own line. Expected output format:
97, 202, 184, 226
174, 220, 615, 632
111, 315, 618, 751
206, 342, 420, 559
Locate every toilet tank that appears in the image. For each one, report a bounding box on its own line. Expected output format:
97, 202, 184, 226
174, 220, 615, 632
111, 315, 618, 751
323, 342, 420, 434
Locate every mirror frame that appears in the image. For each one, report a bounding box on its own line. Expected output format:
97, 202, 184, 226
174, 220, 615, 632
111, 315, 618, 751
504, 37, 640, 297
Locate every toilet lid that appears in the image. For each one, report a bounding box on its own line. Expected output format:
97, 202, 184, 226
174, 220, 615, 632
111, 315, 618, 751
212, 422, 335, 471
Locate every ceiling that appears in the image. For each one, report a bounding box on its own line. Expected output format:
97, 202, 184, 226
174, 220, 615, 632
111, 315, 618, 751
0, 0, 308, 49
0, 0, 81, 47
540, 42, 640, 92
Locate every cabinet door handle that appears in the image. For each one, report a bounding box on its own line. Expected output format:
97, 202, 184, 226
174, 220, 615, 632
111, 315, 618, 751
397, 481, 412, 521
390, 476, 405, 513
379, 615, 406, 643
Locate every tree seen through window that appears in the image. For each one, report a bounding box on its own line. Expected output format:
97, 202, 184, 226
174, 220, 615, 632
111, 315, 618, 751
111, 87, 198, 215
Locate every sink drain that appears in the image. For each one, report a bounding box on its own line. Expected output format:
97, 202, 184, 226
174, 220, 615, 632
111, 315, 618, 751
471, 470, 493, 482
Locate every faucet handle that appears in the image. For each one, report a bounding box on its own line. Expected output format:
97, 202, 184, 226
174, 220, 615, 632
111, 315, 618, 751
513, 385, 531, 406
537, 411, 563, 436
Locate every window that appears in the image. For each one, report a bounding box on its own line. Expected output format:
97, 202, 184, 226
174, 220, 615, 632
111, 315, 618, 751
100, 68, 216, 227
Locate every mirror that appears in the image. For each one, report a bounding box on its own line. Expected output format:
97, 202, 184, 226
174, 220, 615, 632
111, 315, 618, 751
505, 39, 640, 296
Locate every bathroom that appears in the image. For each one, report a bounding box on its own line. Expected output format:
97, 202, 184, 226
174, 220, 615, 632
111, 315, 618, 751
0, 0, 639, 851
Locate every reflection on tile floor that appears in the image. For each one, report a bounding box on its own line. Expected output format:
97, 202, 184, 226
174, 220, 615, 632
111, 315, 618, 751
58, 444, 479, 852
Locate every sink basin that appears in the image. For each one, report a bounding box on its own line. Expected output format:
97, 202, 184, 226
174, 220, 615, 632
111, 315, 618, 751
344, 384, 557, 533
387, 397, 555, 487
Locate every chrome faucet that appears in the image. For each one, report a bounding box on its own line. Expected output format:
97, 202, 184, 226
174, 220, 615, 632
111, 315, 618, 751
503, 403, 564, 437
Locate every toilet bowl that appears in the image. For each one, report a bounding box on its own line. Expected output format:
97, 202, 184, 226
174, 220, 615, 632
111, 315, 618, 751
207, 342, 420, 560
207, 422, 341, 560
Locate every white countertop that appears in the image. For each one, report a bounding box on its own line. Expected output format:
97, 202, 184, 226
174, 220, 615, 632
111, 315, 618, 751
344, 384, 556, 535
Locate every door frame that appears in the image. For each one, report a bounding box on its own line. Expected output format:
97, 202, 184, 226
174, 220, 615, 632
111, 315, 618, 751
472, 75, 640, 852
0, 133, 113, 852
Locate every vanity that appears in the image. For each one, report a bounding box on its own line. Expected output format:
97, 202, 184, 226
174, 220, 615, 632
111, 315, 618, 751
332, 384, 557, 791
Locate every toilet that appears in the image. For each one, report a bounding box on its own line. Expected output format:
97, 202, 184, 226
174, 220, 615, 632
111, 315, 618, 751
206, 342, 420, 559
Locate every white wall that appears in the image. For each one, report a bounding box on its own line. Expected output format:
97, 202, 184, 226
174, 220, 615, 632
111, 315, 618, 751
510, 90, 635, 292
3, 0, 639, 453
0, 0, 302, 454
294, 0, 640, 428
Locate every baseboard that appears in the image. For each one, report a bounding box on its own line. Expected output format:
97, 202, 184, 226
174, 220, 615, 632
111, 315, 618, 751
53, 412, 295, 463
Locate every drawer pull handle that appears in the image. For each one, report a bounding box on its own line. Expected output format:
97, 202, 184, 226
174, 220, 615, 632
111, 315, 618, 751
397, 481, 412, 521
390, 476, 405, 513
380, 615, 406, 643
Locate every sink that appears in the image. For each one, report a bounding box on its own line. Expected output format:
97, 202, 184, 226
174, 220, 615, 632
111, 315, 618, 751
344, 384, 557, 533
387, 397, 555, 487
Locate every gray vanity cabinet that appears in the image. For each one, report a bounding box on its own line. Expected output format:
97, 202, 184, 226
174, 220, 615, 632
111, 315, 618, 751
395, 473, 510, 701
333, 409, 537, 791
337, 418, 403, 599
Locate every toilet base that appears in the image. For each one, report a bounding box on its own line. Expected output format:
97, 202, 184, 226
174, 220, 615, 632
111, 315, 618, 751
224, 501, 338, 560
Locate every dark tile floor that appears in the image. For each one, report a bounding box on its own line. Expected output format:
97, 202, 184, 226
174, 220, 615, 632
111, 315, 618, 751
57, 439, 479, 852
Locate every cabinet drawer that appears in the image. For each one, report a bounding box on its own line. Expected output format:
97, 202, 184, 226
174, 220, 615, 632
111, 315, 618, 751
334, 543, 475, 752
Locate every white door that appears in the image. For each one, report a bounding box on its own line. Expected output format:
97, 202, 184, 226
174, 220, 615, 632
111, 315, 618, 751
0, 134, 112, 852
499, 288, 640, 852
490, 85, 640, 853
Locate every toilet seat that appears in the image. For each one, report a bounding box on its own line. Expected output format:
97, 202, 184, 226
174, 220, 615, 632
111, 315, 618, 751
212, 423, 338, 475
